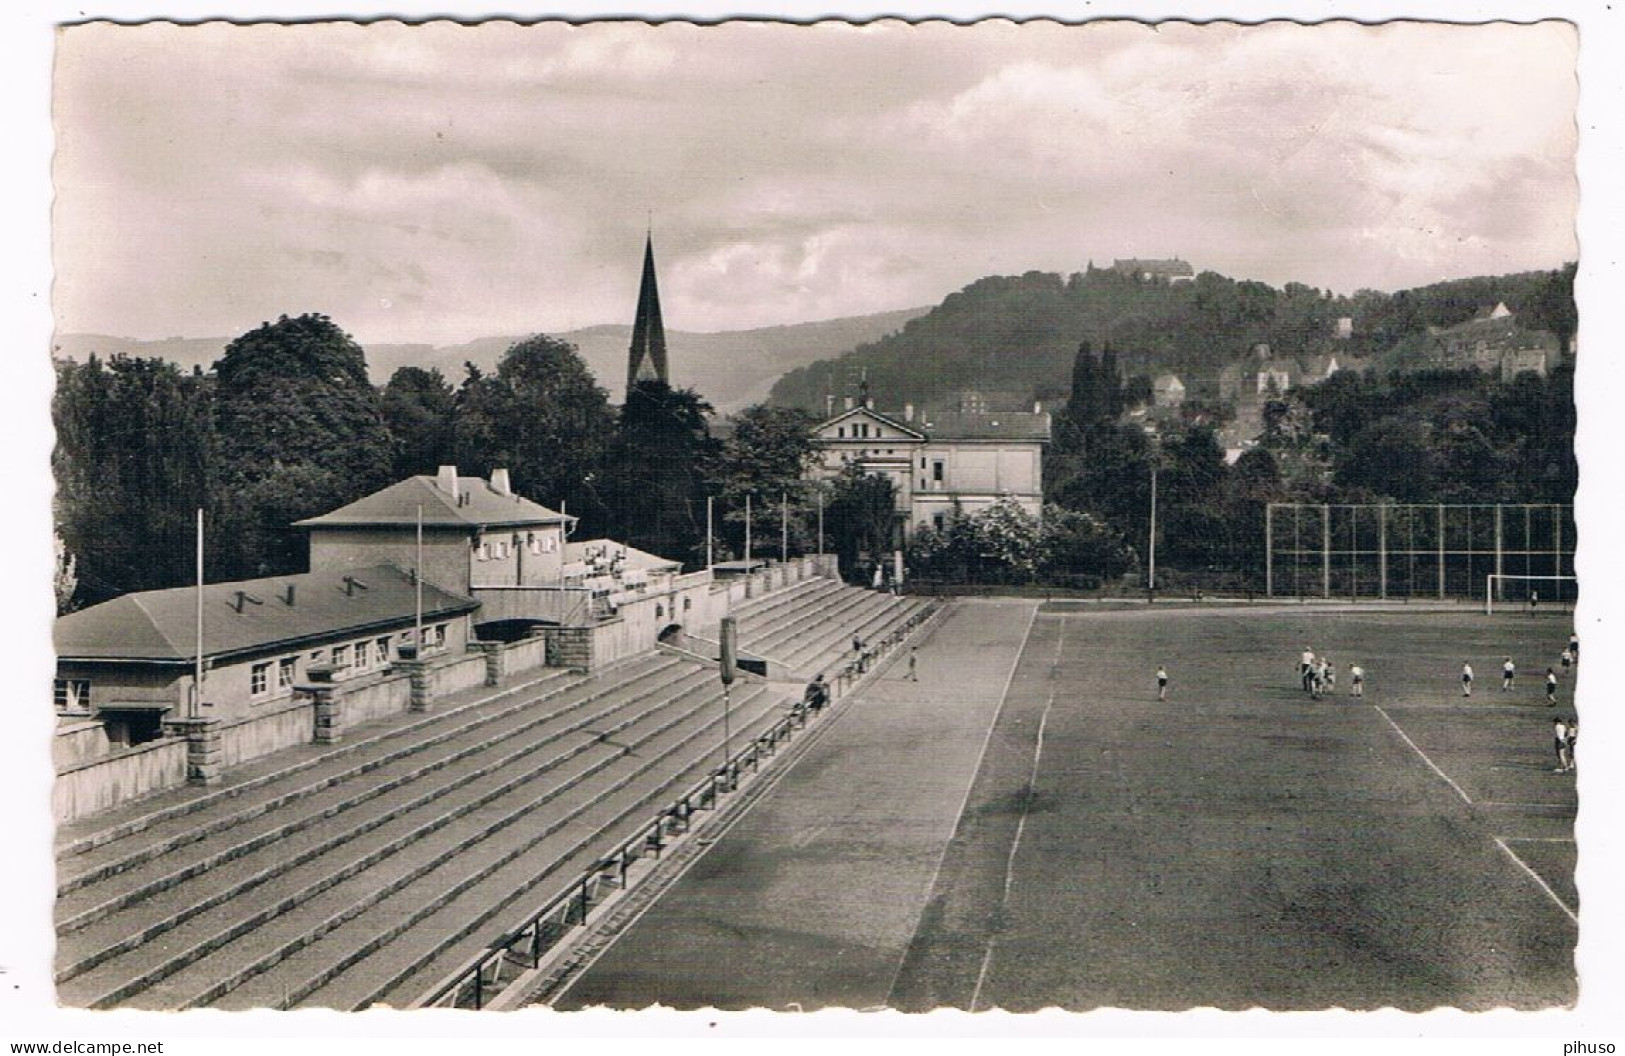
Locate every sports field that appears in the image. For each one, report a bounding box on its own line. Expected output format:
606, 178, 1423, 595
555, 599, 1579, 1012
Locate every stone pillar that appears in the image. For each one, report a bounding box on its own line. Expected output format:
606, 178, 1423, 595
473, 641, 505, 686
309, 685, 345, 745
166, 717, 223, 786
395, 658, 431, 712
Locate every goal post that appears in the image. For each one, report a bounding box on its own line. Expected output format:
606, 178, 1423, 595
1485, 574, 1578, 614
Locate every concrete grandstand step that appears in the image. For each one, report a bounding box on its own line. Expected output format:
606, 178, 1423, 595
781, 596, 928, 671
56, 662, 718, 1004
55, 657, 705, 959
194, 684, 782, 1011
740, 583, 894, 657
54, 661, 637, 897
292, 689, 790, 1010
755, 589, 903, 665
730, 578, 843, 631
54, 663, 586, 863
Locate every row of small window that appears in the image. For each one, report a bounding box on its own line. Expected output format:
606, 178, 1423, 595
474, 532, 558, 562
249, 623, 451, 698
835, 424, 889, 439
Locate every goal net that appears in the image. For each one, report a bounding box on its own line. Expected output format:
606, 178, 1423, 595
1485, 574, 1578, 614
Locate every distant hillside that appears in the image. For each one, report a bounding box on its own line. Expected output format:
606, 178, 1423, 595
767, 265, 1573, 413
52, 306, 928, 415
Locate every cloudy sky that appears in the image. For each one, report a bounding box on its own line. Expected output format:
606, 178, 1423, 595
52, 18, 1577, 347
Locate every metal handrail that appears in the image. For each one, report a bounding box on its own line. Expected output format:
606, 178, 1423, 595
411, 600, 942, 1010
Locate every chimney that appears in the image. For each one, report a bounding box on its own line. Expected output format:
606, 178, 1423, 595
436, 465, 460, 501
490, 468, 512, 496
1033, 401, 1042, 414
844, 395, 854, 412
904, 402, 914, 422
283, 584, 296, 606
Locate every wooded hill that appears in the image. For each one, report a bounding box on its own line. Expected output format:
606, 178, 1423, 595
766, 264, 1577, 412
53, 307, 927, 415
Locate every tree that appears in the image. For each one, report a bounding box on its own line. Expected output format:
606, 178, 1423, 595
824, 465, 897, 579
52, 354, 215, 602
381, 365, 457, 479
604, 379, 717, 566
211, 314, 395, 577
710, 405, 820, 557
452, 335, 615, 516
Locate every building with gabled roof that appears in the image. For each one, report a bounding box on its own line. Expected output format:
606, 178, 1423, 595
810, 397, 1051, 541
54, 563, 478, 743
1112, 257, 1195, 283
296, 465, 572, 601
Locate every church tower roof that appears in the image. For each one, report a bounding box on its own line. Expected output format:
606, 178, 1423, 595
626, 233, 670, 395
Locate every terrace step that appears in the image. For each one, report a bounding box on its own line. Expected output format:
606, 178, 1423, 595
55, 657, 719, 1007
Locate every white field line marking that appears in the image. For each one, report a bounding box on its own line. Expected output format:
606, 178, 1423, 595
969, 617, 1065, 1013
1374, 704, 1473, 805
883, 601, 1040, 1006
1493, 836, 1578, 924
1501, 836, 1577, 843
1480, 801, 1575, 810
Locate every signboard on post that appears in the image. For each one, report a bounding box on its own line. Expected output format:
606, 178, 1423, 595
720, 616, 737, 685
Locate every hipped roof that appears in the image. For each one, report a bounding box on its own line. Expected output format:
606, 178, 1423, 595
295, 475, 570, 530
55, 564, 477, 664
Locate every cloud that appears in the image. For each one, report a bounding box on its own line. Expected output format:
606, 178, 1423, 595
51, 19, 1577, 345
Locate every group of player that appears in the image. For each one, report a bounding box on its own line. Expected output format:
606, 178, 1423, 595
1463, 631, 1578, 706
1297, 648, 1363, 700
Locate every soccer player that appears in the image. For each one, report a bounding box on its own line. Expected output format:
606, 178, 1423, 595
1156, 665, 1169, 701
1349, 662, 1364, 698
1461, 661, 1474, 697
1569, 632, 1579, 662
1300, 647, 1315, 693
1502, 656, 1516, 692
1560, 647, 1573, 676
1546, 667, 1558, 705
1322, 659, 1336, 694
1566, 717, 1578, 771
1553, 716, 1571, 772
907, 646, 919, 682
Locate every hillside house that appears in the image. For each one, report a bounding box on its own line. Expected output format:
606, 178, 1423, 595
1112, 258, 1196, 283
810, 399, 1051, 539
1426, 304, 1559, 378
1152, 373, 1187, 408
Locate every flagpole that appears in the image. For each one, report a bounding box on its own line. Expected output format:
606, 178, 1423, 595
745, 494, 753, 564
817, 490, 825, 557
194, 507, 204, 718
415, 504, 424, 653
781, 491, 788, 563
706, 495, 714, 569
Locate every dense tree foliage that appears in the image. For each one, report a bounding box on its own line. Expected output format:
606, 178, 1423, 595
450, 335, 616, 521
711, 404, 821, 559
381, 365, 457, 479
769, 264, 1575, 413
211, 314, 397, 577
52, 354, 216, 603
603, 379, 717, 565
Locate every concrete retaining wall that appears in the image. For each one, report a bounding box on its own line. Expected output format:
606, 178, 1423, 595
218, 698, 313, 770
54, 738, 189, 822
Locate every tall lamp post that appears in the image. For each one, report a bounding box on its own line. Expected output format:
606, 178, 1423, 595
1146, 427, 1161, 598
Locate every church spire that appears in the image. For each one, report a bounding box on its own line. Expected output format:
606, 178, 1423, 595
626, 232, 669, 395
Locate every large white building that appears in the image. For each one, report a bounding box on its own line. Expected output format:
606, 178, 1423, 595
810, 400, 1051, 537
